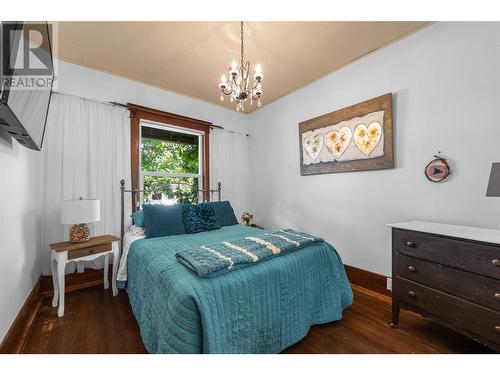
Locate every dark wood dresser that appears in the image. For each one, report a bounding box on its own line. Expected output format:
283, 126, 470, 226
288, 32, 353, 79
389, 221, 500, 352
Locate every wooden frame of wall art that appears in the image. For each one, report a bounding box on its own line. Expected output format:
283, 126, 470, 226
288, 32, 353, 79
299, 93, 394, 175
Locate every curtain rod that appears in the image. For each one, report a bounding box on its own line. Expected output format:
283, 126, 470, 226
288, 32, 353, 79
210, 126, 249, 137
52, 91, 126, 108
53, 91, 249, 136
109, 101, 128, 108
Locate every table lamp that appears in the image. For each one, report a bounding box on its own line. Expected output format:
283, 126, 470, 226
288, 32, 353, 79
486, 163, 500, 198
61, 197, 100, 243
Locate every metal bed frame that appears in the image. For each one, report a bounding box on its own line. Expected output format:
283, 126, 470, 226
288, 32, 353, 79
119, 179, 221, 249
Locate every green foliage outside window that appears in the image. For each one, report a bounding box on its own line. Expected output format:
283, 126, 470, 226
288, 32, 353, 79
141, 137, 199, 204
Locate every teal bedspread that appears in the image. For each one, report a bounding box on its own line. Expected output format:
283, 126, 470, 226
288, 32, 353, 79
126, 224, 353, 353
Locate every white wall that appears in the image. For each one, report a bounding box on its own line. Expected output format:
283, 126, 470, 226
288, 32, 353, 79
0, 132, 42, 342
56, 60, 250, 134
247, 22, 500, 276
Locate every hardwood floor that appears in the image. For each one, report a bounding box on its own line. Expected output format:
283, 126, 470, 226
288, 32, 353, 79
284, 286, 493, 354
22, 285, 146, 354
21, 284, 493, 354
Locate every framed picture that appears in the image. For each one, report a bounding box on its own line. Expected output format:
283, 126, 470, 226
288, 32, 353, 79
298, 93, 394, 175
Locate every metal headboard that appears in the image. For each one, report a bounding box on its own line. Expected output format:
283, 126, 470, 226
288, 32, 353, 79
119, 179, 222, 248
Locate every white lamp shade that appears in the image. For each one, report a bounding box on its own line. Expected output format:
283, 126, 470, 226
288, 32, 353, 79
61, 199, 100, 224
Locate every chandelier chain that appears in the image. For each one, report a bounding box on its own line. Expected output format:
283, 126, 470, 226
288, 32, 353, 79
218, 21, 263, 110
240, 21, 244, 69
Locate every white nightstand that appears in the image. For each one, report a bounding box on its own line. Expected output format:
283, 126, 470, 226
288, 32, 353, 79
49, 235, 120, 317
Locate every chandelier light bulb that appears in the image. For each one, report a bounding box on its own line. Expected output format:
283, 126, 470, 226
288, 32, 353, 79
219, 74, 227, 89
254, 64, 263, 81
230, 60, 238, 77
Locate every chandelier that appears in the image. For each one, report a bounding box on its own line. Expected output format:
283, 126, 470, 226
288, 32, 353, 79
218, 21, 263, 112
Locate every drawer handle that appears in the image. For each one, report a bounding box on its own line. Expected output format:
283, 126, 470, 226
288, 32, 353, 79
88, 250, 94, 254
495, 293, 500, 301
408, 290, 416, 298
492, 259, 500, 267
406, 241, 416, 248
408, 266, 416, 272
495, 326, 500, 333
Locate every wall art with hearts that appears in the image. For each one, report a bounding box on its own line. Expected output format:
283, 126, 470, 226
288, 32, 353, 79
298, 93, 394, 175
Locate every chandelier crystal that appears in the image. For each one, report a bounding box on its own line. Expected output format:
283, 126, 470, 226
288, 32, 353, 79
218, 21, 263, 112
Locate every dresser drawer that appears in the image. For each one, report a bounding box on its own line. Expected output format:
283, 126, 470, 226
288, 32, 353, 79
395, 277, 500, 345
393, 229, 500, 279
68, 243, 111, 260
395, 254, 500, 311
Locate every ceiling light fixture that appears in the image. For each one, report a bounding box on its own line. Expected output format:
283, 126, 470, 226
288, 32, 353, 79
218, 21, 263, 112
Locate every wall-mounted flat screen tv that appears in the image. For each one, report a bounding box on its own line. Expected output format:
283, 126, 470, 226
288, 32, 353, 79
0, 21, 54, 150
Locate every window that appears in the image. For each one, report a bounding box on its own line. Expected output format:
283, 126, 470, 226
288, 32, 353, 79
140, 122, 202, 204
128, 103, 211, 211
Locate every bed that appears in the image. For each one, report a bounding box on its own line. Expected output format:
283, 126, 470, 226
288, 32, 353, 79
117, 181, 353, 354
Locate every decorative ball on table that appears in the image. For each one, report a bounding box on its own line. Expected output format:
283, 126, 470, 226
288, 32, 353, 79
68, 223, 91, 243
61, 197, 100, 243
241, 212, 254, 226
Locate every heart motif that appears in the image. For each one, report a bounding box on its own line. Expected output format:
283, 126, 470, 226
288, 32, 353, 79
302, 133, 324, 160
325, 127, 352, 159
353, 122, 382, 156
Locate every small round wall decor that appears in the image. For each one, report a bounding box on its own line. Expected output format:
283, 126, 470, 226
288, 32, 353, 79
425, 155, 451, 183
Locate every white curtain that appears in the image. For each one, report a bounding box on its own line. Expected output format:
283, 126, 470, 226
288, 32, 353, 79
210, 128, 249, 221
40, 93, 131, 275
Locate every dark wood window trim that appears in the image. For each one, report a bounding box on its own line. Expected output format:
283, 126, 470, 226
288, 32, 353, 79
128, 103, 211, 209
